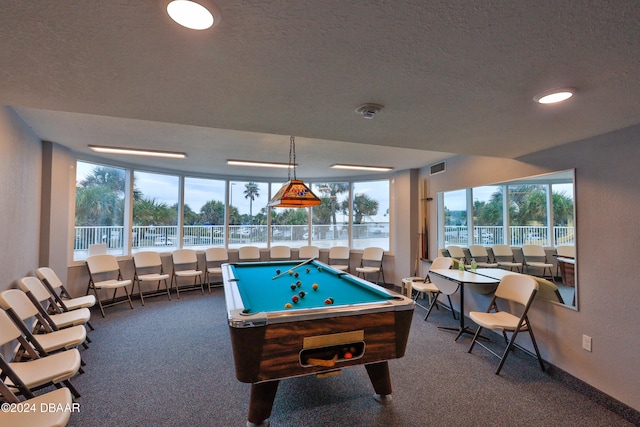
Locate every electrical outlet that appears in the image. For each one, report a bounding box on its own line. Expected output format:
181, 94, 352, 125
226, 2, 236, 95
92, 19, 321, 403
582, 335, 592, 352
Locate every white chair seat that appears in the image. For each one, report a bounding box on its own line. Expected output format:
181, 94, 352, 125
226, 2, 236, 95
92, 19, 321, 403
526, 261, 553, 268
137, 273, 170, 282
175, 269, 202, 277
331, 264, 349, 271
207, 267, 222, 274
497, 261, 521, 269
469, 311, 521, 331
356, 266, 380, 274
34, 325, 87, 352
411, 281, 440, 294
7, 349, 81, 389
48, 307, 91, 328
61, 294, 96, 310
0, 387, 73, 427
94, 279, 132, 289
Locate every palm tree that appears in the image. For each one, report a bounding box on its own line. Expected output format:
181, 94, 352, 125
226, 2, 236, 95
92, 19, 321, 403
243, 182, 260, 219
317, 183, 349, 238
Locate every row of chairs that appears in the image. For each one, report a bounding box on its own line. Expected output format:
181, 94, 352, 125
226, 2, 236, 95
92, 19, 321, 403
446, 244, 574, 281
83, 244, 388, 318
0, 273, 94, 426
404, 257, 545, 375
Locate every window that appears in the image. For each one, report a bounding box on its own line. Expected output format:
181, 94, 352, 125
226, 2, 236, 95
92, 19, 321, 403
184, 177, 226, 248
443, 189, 468, 246
351, 180, 390, 251
73, 158, 393, 259
132, 171, 179, 253
508, 183, 548, 246
229, 181, 269, 249
74, 161, 126, 260
551, 182, 575, 246
472, 185, 503, 245
269, 182, 310, 248
311, 182, 350, 248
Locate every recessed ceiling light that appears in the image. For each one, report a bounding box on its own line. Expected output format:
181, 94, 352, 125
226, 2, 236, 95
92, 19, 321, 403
227, 159, 294, 169
331, 164, 394, 172
534, 88, 575, 104
89, 145, 186, 159
166, 0, 217, 30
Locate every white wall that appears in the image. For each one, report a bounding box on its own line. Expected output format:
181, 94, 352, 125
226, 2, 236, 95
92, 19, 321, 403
423, 124, 640, 411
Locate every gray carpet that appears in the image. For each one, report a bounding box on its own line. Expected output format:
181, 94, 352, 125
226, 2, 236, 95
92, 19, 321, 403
64, 289, 634, 427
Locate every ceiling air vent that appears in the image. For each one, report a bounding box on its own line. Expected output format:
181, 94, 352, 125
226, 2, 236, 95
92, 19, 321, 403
430, 161, 446, 175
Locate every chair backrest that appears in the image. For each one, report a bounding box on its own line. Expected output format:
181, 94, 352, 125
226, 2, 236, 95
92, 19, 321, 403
86, 254, 121, 274
522, 244, 546, 258
0, 289, 39, 320
17, 277, 52, 304
531, 276, 564, 304
468, 245, 489, 259
0, 309, 21, 346
205, 247, 228, 263
495, 274, 538, 306
298, 245, 319, 259
133, 251, 163, 269
430, 257, 453, 271
238, 246, 260, 261
556, 245, 575, 257
270, 245, 291, 260
329, 246, 350, 261
172, 249, 198, 266
35, 267, 63, 290
361, 247, 384, 262
492, 244, 514, 258
446, 245, 466, 260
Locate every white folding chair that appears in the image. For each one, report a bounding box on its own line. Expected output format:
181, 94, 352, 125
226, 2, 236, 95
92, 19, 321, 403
446, 245, 467, 269
0, 382, 73, 427
297, 245, 319, 260
0, 309, 81, 398
86, 254, 134, 317
356, 247, 385, 284
0, 288, 88, 360
132, 251, 171, 305
522, 244, 555, 281
238, 246, 261, 262
36, 267, 96, 315
467, 274, 545, 374
328, 246, 350, 272
406, 257, 457, 321
491, 244, 521, 272
269, 245, 291, 261
171, 249, 204, 298
204, 247, 229, 292
468, 245, 498, 268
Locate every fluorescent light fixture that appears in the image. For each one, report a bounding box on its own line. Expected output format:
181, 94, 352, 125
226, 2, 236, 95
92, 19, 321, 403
331, 164, 394, 172
89, 145, 186, 159
534, 88, 575, 104
166, 0, 216, 30
227, 159, 295, 169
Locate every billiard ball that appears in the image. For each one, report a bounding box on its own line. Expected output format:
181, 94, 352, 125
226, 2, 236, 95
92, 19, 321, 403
317, 266, 322, 272
344, 352, 353, 359
290, 284, 297, 290
292, 295, 299, 303
276, 269, 281, 275
296, 280, 302, 287
294, 272, 299, 278
284, 303, 292, 309
298, 291, 306, 298
312, 283, 318, 290
305, 268, 310, 273
288, 270, 293, 275
324, 297, 334, 305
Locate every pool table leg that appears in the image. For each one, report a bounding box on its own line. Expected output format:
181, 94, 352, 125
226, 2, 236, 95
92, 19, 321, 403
247, 380, 279, 427
365, 361, 393, 403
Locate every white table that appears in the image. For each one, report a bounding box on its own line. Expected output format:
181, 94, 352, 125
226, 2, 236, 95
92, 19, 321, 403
428, 269, 500, 341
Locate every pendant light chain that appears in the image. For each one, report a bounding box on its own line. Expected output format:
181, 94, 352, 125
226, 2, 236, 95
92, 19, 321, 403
288, 135, 297, 181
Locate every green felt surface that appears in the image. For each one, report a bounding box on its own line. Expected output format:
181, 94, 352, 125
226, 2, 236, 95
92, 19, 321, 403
230, 260, 392, 313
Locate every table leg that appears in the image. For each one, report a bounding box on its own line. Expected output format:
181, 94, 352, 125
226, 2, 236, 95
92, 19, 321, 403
365, 361, 393, 403
247, 380, 279, 427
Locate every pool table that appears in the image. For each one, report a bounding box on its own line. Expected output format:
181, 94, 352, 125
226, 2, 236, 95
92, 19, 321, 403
222, 259, 414, 426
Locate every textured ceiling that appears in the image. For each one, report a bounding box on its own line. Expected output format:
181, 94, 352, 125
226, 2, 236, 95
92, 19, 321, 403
2, 1, 639, 178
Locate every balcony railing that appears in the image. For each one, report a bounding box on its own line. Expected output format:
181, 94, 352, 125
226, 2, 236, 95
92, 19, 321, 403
73, 223, 390, 260
444, 225, 575, 247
